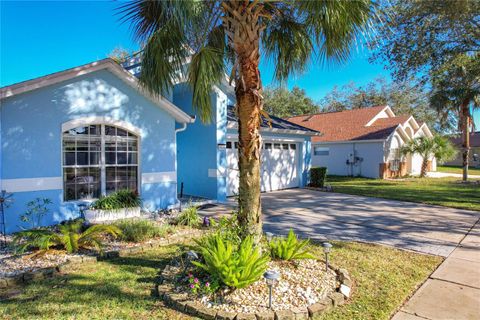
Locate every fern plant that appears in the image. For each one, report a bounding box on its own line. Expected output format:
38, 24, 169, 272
269, 229, 315, 261
192, 234, 269, 289
13, 220, 121, 254
176, 205, 200, 227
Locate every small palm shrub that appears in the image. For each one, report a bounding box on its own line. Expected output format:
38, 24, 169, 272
13, 219, 121, 254
176, 205, 200, 227
269, 229, 315, 261
192, 234, 269, 289
114, 219, 172, 242
91, 189, 140, 210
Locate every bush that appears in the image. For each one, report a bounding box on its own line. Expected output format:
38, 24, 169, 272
212, 212, 243, 245
310, 167, 327, 188
193, 234, 269, 289
91, 190, 141, 210
269, 229, 315, 261
13, 219, 121, 254
177, 205, 200, 227
114, 219, 172, 242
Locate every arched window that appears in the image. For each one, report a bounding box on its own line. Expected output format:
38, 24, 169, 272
63, 124, 139, 201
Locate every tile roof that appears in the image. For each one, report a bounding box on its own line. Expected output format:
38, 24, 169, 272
227, 106, 319, 134
288, 106, 409, 142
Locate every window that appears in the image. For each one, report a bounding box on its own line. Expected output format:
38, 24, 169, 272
234, 142, 239, 149
274, 143, 281, 149
63, 125, 139, 201
282, 143, 289, 150
265, 143, 272, 150
290, 144, 296, 150
226, 141, 232, 149
314, 146, 329, 156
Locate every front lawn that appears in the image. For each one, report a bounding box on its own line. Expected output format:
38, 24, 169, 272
327, 176, 480, 211
0, 241, 441, 320
437, 165, 480, 176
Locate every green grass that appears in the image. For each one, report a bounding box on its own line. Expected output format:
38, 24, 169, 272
437, 165, 480, 175
327, 176, 480, 211
0, 241, 441, 320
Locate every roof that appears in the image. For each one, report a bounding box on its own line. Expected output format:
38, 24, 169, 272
288, 106, 414, 142
449, 131, 480, 148
0, 59, 195, 124
227, 106, 320, 136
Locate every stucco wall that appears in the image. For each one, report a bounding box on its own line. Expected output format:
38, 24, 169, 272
1, 69, 178, 233
312, 141, 384, 178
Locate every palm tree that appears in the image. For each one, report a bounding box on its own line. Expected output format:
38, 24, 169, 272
119, 0, 376, 239
430, 53, 480, 181
400, 135, 457, 178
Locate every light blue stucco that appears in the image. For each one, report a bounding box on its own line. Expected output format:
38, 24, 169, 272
1, 69, 180, 233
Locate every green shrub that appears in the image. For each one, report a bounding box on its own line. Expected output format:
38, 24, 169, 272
177, 205, 200, 227
212, 212, 243, 245
269, 229, 315, 261
114, 219, 172, 242
310, 167, 327, 188
193, 234, 269, 289
91, 190, 141, 210
13, 219, 121, 254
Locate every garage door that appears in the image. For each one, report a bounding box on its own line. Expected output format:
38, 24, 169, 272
226, 140, 299, 196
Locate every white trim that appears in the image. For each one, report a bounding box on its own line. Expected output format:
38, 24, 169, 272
62, 117, 143, 135
365, 105, 395, 126
0, 59, 195, 124
208, 168, 226, 178
2, 177, 62, 193
313, 139, 387, 145
141, 172, 177, 184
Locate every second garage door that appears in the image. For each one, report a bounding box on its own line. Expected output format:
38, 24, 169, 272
226, 140, 299, 196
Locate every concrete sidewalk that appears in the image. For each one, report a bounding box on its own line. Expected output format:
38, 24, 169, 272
392, 221, 480, 320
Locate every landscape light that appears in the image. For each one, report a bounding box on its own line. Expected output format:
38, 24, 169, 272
263, 270, 280, 309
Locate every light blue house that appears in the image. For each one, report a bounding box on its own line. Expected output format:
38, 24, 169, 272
0, 58, 318, 233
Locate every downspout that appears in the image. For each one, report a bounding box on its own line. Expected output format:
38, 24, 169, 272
174, 115, 196, 210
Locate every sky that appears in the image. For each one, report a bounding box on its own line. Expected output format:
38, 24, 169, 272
1, 0, 478, 126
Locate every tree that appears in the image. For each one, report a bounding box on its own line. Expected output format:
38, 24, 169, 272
430, 54, 480, 181
318, 77, 438, 129
263, 86, 319, 118
400, 135, 457, 178
120, 0, 375, 239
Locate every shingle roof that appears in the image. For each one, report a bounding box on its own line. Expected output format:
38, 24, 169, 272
288, 106, 409, 142
448, 131, 480, 148
227, 106, 319, 134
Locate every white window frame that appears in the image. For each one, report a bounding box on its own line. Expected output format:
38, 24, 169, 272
314, 146, 330, 156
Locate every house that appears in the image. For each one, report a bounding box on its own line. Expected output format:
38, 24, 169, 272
0, 58, 317, 232
443, 131, 480, 168
288, 106, 435, 179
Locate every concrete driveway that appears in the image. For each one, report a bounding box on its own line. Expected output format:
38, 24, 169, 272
260, 189, 480, 257
200, 188, 479, 257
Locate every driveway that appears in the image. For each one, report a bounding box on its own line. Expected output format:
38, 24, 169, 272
200, 188, 480, 257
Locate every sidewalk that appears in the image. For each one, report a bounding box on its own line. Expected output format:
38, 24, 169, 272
427, 171, 480, 179
392, 220, 480, 320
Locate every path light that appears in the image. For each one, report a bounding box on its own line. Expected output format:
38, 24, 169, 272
265, 232, 274, 242
263, 270, 280, 309
186, 250, 199, 261
322, 242, 332, 271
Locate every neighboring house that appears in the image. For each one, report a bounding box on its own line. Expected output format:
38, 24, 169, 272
288, 106, 435, 179
0, 58, 317, 232
443, 131, 480, 168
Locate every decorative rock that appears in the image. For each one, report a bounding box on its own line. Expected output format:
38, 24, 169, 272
195, 304, 217, 320
329, 292, 345, 306
337, 269, 350, 282
339, 284, 351, 298
274, 310, 295, 320
185, 301, 203, 316
255, 310, 275, 320
291, 307, 309, 320
156, 284, 172, 298
6, 275, 23, 287
165, 293, 188, 311
215, 310, 237, 320
236, 312, 257, 320
42, 267, 56, 278
82, 256, 97, 263
0, 278, 8, 288
307, 300, 330, 318
342, 278, 352, 288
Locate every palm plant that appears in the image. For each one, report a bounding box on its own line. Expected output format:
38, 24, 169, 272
269, 229, 315, 261
400, 135, 457, 178
13, 220, 122, 254
119, 0, 376, 239
430, 53, 480, 181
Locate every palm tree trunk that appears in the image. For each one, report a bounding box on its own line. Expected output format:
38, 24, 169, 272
420, 158, 428, 178
223, 1, 263, 239
461, 101, 470, 181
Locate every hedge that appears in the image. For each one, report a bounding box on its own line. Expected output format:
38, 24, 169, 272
310, 167, 327, 188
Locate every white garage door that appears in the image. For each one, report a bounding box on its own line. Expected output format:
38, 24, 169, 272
226, 140, 299, 196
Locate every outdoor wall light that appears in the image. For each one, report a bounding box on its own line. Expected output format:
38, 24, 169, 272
322, 242, 332, 271
263, 270, 280, 309
265, 232, 274, 242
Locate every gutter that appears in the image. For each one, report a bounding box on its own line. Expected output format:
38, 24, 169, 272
175, 115, 196, 133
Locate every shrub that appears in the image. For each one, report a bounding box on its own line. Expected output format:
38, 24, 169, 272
91, 190, 141, 210
269, 229, 315, 261
20, 198, 52, 229
176, 205, 200, 227
310, 167, 327, 188
13, 219, 121, 254
114, 219, 172, 242
193, 234, 269, 289
212, 213, 243, 245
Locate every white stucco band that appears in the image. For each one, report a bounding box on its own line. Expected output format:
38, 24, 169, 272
141, 172, 177, 184
62, 117, 143, 135
2, 177, 63, 192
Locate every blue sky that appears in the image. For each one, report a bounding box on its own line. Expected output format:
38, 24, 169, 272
1, 1, 478, 125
